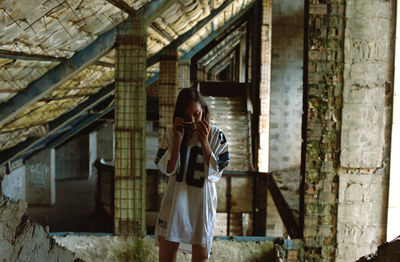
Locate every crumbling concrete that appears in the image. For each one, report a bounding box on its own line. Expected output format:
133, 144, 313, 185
54, 235, 278, 262
0, 196, 79, 261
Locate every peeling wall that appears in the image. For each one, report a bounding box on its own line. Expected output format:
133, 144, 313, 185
1, 165, 25, 201
337, 0, 395, 261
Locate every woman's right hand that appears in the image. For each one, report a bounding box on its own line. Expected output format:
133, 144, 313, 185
172, 117, 185, 142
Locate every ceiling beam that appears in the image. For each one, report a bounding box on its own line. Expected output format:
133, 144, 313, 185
0, 28, 116, 129
147, 0, 235, 67
180, 2, 254, 62
0, 83, 115, 166
139, 0, 178, 26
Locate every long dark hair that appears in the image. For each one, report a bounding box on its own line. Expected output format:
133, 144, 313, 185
172, 88, 209, 123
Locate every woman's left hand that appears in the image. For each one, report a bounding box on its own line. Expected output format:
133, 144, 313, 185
197, 120, 210, 145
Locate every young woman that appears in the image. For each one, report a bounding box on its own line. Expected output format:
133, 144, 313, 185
154, 88, 230, 262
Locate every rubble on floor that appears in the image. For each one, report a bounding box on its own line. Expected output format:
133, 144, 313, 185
0, 196, 80, 261
53, 234, 277, 262
356, 235, 400, 262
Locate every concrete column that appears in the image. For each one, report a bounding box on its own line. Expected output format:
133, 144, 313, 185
178, 61, 191, 90
337, 0, 395, 261
114, 17, 147, 235
89, 131, 97, 179
26, 148, 56, 205
158, 48, 178, 143
257, 0, 272, 172
98, 123, 114, 161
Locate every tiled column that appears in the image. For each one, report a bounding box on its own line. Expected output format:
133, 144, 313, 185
158, 48, 178, 142
114, 17, 147, 235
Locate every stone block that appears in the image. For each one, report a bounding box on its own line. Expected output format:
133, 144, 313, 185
343, 85, 385, 105
341, 103, 385, 168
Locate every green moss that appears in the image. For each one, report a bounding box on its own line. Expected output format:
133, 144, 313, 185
109, 237, 156, 262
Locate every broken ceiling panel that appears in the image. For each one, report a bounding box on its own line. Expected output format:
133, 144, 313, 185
0, 125, 48, 151
0, 60, 59, 103
177, 0, 253, 55
0, 0, 256, 162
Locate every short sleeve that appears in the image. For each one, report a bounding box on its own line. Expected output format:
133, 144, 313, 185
205, 126, 230, 182
154, 128, 180, 176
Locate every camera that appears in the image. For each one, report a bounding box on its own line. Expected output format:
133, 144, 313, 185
183, 122, 194, 128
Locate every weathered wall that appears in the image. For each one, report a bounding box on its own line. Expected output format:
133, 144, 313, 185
56, 134, 89, 180
1, 165, 25, 201
337, 0, 395, 261
0, 196, 77, 261
26, 148, 56, 205
270, 0, 303, 171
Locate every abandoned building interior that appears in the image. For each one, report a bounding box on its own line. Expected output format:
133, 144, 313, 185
0, 0, 398, 261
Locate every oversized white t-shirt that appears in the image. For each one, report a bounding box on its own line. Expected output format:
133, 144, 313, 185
154, 124, 230, 257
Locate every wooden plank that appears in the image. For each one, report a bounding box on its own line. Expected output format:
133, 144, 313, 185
200, 81, 247, 97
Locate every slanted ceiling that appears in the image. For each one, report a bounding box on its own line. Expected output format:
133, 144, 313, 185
0, 0, 253, 166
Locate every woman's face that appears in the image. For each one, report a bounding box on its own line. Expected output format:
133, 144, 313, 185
184, 102, 203, 123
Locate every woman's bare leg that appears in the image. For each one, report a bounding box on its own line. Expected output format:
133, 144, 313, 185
192, 244, 208, 262
159, 236, 179, 262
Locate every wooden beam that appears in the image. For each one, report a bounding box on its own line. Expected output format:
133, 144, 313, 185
199, 81, 247, 97
0, 49, 66, 62
0, 89, 26, 93
268, 174, 301, 238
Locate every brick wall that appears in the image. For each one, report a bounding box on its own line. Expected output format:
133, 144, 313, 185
304, 1, 345, 261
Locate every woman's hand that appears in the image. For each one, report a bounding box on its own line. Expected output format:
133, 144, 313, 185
197, 120, 212, 165
167, 117, 185, 173
172, 117, 185, 143
196, 120, 210, 145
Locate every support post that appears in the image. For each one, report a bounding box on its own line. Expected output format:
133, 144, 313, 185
158, 48, 178, 142
114, 17, 147, 235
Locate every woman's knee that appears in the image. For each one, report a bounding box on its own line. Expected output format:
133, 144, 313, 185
192, 244, 208, 262
159, 236, 179, 259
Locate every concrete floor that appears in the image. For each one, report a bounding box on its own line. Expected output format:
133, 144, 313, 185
27, 178, 110, 233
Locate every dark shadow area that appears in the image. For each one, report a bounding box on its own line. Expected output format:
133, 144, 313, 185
27, 178, 111, 233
